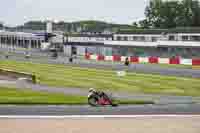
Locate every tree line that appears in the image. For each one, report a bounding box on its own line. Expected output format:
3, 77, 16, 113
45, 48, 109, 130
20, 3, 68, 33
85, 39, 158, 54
137, 0, 200, 28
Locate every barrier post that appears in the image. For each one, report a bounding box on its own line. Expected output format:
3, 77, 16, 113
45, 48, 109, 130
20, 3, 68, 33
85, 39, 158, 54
32, 74, 37, 84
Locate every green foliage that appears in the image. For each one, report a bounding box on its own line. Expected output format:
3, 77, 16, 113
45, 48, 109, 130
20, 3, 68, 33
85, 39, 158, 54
145, 0, 200, 28
0, 23, 3, 28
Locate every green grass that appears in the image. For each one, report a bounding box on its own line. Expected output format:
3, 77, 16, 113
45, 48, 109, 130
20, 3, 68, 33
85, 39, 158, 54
0, 87, 87, 105
0, 60, 200, 96
0, 87, 153, 105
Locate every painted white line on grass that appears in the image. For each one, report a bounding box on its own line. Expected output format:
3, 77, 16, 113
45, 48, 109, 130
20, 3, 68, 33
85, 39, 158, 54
0, 115, 200, 119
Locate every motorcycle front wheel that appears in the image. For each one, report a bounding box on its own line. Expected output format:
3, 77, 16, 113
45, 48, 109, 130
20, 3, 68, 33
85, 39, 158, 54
88, 97, 99, 107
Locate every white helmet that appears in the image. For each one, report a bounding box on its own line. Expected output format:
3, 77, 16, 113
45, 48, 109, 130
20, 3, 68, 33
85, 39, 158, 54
89, 88, 95, 93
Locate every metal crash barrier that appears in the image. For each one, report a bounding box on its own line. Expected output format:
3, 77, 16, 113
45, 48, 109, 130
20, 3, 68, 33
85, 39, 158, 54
0, 68, 36, 84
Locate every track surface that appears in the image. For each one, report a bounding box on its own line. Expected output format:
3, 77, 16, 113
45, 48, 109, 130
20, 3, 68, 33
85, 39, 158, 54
0, 104, 200, 115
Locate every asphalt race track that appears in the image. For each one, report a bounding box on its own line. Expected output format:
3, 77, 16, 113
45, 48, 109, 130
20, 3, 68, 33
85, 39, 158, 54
0, 104, 200, 115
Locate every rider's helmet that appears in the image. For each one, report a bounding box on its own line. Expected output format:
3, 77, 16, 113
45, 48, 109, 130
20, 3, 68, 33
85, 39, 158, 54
89, 88, 96, 93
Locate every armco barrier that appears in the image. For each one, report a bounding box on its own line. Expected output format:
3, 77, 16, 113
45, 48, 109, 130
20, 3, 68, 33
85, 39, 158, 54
113, 55, 121, 62
169, 57, 180, 64
149, 57, 158, 64
0, 68, 36, 84
130, 57, 139, 63
192, 58, 200, 66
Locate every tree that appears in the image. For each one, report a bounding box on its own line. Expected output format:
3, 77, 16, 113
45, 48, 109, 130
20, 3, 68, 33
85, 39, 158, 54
0, 23, 3, 28
138, 19, 150, 28
145, 0, 181, 28
145, 0, 164, 28
144, 0, 200, 28
176, 0, 194, 27
190, 0, 200, 26
132, 22, 138, 28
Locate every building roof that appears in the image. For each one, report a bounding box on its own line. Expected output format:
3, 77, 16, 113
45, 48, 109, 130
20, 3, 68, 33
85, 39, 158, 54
0, 30, 44, 39
66, 33, 113, 38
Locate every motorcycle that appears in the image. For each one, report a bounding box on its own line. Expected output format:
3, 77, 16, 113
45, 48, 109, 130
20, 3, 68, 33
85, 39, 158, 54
88, 91, 118, 107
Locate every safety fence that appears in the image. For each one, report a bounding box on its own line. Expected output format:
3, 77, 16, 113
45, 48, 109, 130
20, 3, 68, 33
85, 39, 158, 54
85, 53, 200, 66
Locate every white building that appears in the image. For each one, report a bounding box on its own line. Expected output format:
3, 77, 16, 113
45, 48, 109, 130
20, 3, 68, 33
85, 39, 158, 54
64, 29, 200, 58
0, 30, 45, 50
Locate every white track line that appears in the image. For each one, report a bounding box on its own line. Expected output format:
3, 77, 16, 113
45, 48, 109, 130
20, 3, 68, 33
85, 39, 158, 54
0, 115, 200, 119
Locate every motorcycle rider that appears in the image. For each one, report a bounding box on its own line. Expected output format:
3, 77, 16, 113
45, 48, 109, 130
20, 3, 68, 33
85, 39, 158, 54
88, 88, 107, 99
88, 88, 117, 106
124, 57, 130, 66
89, 88, 99, 97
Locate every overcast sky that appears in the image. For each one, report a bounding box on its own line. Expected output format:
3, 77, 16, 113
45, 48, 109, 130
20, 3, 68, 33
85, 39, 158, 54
0, 0, 149, 26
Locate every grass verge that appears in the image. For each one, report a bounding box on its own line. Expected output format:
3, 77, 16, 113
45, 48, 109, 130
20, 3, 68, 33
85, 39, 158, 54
0, 87, 154, 105
0, 87, 87, 105
0, 60, 200, 96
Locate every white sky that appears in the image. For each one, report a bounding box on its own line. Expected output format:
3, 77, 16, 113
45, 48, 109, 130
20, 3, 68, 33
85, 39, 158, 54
0, 0, 150, 26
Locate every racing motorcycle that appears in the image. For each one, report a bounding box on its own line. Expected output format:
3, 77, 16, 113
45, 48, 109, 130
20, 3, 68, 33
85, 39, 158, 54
88, 90, 118, 107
